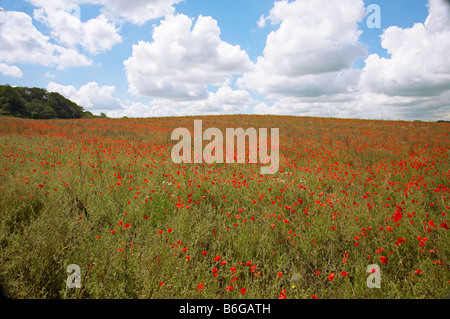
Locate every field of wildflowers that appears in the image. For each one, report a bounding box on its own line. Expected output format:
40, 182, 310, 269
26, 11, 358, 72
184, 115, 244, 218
0, 115, 448, 299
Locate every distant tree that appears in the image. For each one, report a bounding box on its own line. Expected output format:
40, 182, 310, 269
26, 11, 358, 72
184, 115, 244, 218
17, 87, 48, 103
41, 104, 57, 119
0, 96, 10, 115
26, 99, 57, 119
0, 85, 27, 117
47, 92, 84, 119
82, 111, 96, 119
100, 112, 107, 118
0, 84, 93, 120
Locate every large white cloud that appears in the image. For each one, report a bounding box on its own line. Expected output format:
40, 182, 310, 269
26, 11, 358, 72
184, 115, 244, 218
33, 8, 122, 55
237, 0, 367, 98
96, 0, 183, 25
47, 81, 122, 111
355, 0, 450, 120
26, 0, 183, 25
23, 0, 181, 59
124, 14, 254, 100
360, 0, 450, 97
0, 10, 92, 70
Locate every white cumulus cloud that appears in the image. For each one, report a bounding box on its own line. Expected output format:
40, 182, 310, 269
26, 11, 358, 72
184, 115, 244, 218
360, 0, 450, 98
238, 0, 367, 98
0, 63, 23, 78
0, 10, 92, 70
47, 81, 123, 111
34, 8, 122, 55
26, 0, 183, 25
96, 0, 183, 25
356, 0, 450, 120
124, 14, 254, 100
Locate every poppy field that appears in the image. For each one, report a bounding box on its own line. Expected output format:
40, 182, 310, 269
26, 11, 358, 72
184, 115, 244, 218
0, 115, 449, 299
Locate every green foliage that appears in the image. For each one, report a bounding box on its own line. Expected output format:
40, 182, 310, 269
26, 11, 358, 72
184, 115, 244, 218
16, 87, 48, 103
27, 100, 57, 119
0, 84, 27, 117
82, 111, 97, 119
0, 84, 106, 119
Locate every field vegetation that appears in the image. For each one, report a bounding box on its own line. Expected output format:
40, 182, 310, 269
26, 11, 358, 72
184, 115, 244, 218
0, 115, 448, 299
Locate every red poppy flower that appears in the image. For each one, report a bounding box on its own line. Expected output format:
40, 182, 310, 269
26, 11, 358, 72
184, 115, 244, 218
380, 256, 388, 264
240, 287, 247, 295
328, 273, 335, 281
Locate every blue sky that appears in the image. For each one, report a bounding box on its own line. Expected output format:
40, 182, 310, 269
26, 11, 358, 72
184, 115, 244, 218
0, 0, 449, 120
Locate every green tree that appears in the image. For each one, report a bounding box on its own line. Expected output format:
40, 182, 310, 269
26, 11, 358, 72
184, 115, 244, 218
17, 87, 48, 103
47, 92, 84, 119
26, 99, 57, 119
0, 85, 27, 117
0, 85, 90, 119
0, 96, 10, 115
82, 111, 96, 119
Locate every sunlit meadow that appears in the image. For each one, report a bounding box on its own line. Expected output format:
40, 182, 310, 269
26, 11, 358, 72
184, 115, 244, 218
0, 115, 448, 299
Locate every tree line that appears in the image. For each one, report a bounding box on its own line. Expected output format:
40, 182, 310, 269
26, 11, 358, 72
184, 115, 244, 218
0, 84, 107, 119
